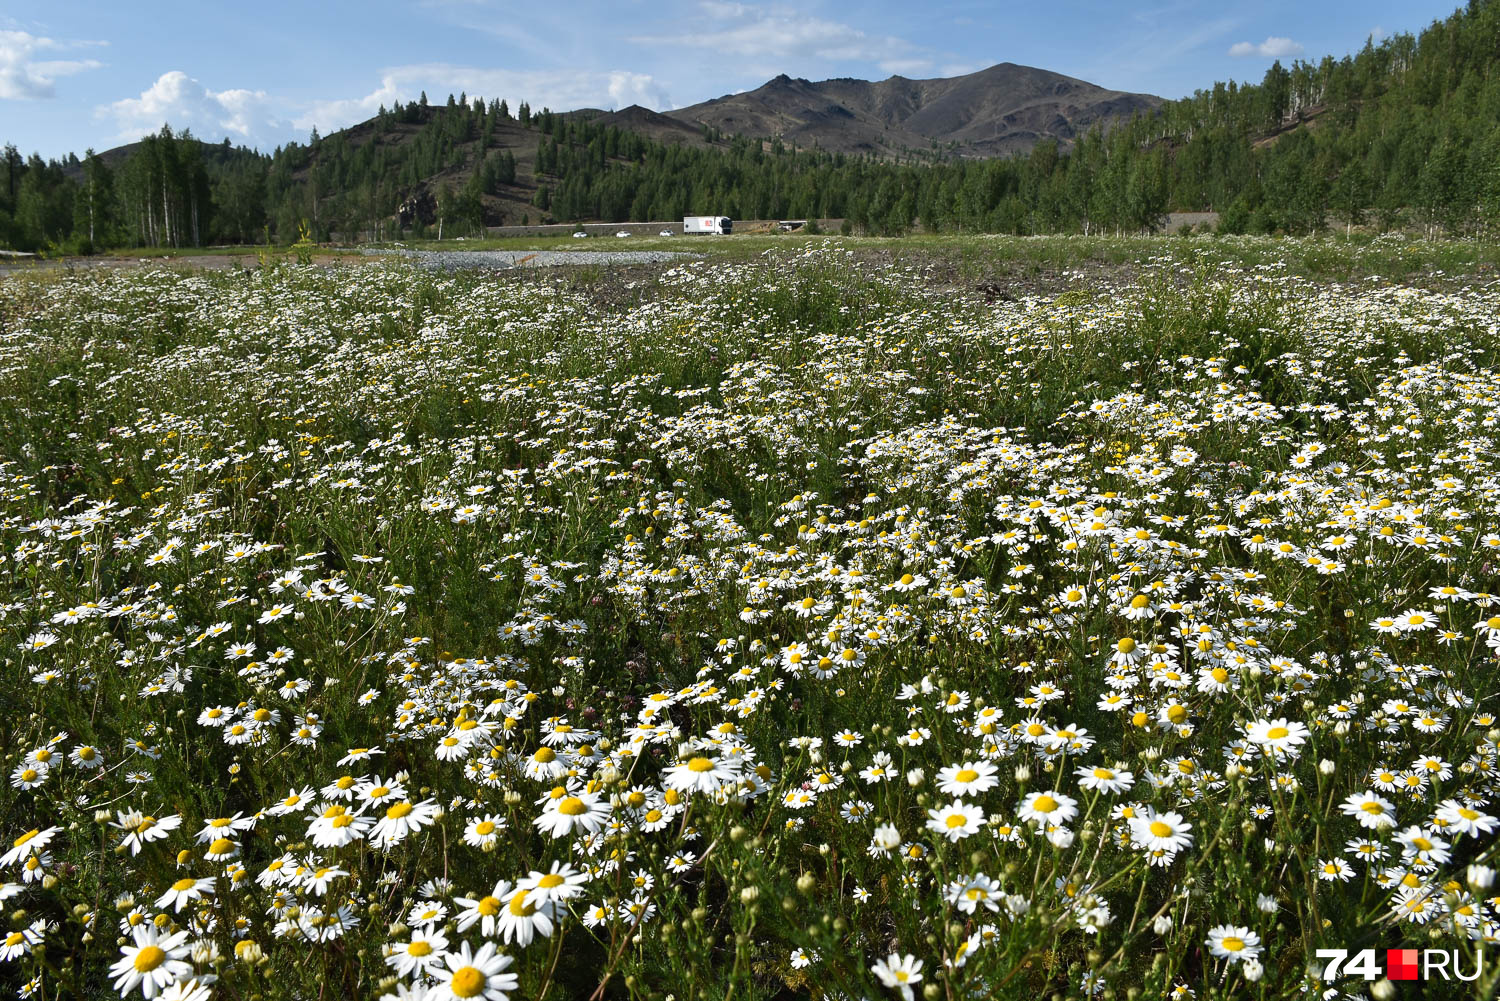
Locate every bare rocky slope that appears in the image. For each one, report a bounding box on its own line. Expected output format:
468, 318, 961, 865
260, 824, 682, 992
666, 63, 1160, 156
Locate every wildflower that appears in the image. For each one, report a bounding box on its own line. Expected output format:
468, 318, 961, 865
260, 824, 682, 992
110, 926, 192, 998
1, 827, 58, 868
155, 876, 214, 912
1017, 791, 1078, 826
493, 882, 557, 946
1205, 925, 1261, 963
386, 928, 449, 978
663, 754, 740, 794
1075, 765, 1134, 794
1130, 809, 1194, 854
1340, 791, 1397, 829
1244, 718, 1309, 757
871, 952, 924, 1001
112, 812, 183, 855
370, 799, 440, 849
935, 760, 999, 798
925, 800, 985, 842
532, 788, 611, 838
428, 941, 517, 1001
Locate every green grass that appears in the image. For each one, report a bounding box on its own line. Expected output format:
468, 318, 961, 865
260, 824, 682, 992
0, 239, 1497, 1001
70, 231, 1500, 290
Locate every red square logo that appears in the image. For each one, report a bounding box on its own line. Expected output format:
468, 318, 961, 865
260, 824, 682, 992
1387, 948, 1420, 980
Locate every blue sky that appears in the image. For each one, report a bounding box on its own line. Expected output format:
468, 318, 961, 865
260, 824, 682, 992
1, 1, 1464, 159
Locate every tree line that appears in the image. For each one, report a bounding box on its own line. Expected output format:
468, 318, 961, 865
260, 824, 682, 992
3, 0, 1499, 251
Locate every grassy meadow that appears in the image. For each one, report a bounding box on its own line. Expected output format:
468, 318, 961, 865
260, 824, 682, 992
0, 235, 1498, 1000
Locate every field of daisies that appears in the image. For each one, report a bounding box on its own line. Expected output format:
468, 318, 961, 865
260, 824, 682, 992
0, 240, 1498, 1001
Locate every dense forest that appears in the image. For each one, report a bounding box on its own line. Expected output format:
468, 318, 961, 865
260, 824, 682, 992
3, 0, 1499, 251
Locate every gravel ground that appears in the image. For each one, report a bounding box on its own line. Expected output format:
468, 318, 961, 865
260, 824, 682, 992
359, 248, 697, 270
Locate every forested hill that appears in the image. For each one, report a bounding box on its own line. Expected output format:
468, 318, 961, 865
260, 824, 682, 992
3, 0, 1500, 251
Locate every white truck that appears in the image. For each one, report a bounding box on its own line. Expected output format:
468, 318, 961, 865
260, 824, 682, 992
683, 215, 732, 235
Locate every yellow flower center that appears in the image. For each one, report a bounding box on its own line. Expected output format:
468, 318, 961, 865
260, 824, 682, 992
475, 821, 496, 836
558, 797, 588, 816
1222, 937, 1244, 952
1032, 795, 1058, 813
408, 940, 433, 956
538, 873, 565, 888
386, 802, 414, 819
450, 966, 486, 998
133, 945, 166, 972
171, 877, 197, 892
955, 769, 979, 783
687, 757, 715, 773
1266, 726, 1290, 740
1149, 821, 1172, 838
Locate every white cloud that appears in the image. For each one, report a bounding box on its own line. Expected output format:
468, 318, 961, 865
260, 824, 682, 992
103, 71, 284, 144
297, 65, 673, 134
636, 4, 921, 70
1228, 36, 1304, 59
0, 29, 102, 99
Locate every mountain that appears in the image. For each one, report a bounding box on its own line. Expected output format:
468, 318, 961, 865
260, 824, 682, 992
567, 105, 713, 147
666, 63, 1161, 157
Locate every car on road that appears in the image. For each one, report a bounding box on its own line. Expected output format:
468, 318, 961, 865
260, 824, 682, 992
572, 232, 588, 238
659, 230, 675, 237
615, 231, 631, 238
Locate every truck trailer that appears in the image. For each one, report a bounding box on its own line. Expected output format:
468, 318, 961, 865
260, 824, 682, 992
683, 216, 732, 235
